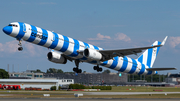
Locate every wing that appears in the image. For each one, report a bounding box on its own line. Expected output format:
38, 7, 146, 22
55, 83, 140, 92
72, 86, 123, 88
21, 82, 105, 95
98, 36, 167, 60
99, 45, 161, 59
146, 67, 176, 71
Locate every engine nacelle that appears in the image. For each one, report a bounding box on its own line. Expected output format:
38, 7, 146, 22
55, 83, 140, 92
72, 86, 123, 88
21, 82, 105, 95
83, 48, 103, 61
47, 52, 67, 64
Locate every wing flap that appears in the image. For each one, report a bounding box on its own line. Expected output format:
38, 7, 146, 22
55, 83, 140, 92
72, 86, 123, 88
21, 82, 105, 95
146, 67, 176, 71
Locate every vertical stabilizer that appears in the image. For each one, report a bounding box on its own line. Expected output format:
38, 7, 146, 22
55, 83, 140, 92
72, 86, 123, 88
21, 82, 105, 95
137, 36, 167, 68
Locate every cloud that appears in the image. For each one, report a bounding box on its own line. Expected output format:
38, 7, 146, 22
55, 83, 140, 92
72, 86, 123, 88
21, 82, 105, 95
88, 33, 131, 42
114, 33, 131, 42
0, 40, 47, 57
169, 36, 180, 48
88, 33, 111, 40
86, 33, 132, 49
0, 40, 18, 53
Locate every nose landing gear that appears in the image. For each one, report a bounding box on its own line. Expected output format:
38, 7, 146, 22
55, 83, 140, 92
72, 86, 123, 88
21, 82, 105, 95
17, 39, 23, 51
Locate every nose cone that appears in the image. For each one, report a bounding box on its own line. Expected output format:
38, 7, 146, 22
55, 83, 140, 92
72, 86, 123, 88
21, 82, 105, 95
3, 26, 12, 35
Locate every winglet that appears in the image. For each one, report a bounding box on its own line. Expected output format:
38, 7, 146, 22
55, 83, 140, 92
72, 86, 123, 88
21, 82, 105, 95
161, 36, 168, 46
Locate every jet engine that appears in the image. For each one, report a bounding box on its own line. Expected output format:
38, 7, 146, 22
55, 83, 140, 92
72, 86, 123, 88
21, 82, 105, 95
47, 52, 67, 64
83, 48, 103, 61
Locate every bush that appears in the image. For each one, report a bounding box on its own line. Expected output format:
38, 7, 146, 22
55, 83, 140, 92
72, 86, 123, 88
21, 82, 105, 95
91, 86, 112, 90
58, 86, 61, 90
50, 86, 56, 90
69, 84, 85, 89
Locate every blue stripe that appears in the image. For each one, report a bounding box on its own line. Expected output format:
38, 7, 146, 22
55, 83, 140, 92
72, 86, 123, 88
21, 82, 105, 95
109, 57, 118, 69
59, 35, 69, 52
119, 56, 128, 72
38, 29, 48, 46
101, 61, 108, 66
69, 39, 79, 57
15, 22, 25, 39
128, 59, 137, 74
138, 64, 145, 75
26, 25, 37, 42
93, 46, 99, 50
156, 41, 161, 55
147, 70, 152, 75
48, 32, 59, 49
83, 42, 89, 48
147, 48, 153, 67
138, 55, 143, 63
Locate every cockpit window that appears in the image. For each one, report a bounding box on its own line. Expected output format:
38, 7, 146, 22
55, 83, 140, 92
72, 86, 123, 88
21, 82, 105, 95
8, 24, 18, 27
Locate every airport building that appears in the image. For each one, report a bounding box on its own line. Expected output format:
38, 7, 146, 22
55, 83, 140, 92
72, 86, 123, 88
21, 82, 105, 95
44, 72, 127, 85
165, 73, 180, 85
0, 79, 74, 90
9, 71, 127, 85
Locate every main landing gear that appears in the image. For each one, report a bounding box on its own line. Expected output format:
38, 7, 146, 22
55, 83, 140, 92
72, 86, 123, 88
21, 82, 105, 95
73, 60, 82, 73
93, 65, 103, 72
17, 39, 23, 51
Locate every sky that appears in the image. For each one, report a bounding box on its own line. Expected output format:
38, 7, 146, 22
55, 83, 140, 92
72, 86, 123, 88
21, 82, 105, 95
0, 0, 180, 74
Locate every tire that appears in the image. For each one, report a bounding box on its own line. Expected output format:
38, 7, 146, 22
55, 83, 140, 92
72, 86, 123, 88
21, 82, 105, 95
93, 66, 97, 70
18, 47, 23, 51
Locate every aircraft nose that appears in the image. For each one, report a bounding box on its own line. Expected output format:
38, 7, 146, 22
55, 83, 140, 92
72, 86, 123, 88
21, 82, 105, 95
3, 26, 12, 35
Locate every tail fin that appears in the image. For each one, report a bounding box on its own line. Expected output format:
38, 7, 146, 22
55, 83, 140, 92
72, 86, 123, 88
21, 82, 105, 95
137, 36, 168, 68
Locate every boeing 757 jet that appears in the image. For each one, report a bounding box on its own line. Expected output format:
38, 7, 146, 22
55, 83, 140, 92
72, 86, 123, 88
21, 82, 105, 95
2, 22, 176, 74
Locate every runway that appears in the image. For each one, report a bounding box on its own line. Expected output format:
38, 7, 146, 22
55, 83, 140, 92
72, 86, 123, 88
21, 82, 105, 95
83, 92, 180, 95
1, 98, 179, 101
0, 98, 180, 101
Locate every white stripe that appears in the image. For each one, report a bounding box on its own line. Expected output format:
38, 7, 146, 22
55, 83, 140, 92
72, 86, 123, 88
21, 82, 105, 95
74, 41, 85, 59
22, 24, 31, 41
88, 44, 94, 49
104, 60, 113, 68
150, 41, 158, 67
9, 22, 20, 37
64, 37, 74, 55
123, 57, 133, 72
133, 61, 141, 74
142, 50, 148, 66
43, 31, 53, 47
54, 34, 64, 50
32, 27, 42, 44
114, 57, 123, 71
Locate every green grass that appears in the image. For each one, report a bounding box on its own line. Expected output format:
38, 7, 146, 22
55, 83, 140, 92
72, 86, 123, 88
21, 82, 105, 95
0, 86, 180, 98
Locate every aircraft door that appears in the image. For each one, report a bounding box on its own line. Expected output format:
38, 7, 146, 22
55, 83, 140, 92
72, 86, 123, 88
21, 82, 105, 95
51, 32, 55, 41
23, 23, 26, 32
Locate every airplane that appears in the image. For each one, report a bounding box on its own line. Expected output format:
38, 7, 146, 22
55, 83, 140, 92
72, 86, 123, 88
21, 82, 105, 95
2, 22, 176, 74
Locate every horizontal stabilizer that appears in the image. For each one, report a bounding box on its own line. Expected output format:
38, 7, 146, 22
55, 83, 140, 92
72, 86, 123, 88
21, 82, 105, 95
146, 67, 176, 71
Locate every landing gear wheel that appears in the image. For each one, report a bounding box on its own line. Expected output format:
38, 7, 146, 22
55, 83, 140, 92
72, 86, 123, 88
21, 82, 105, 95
98, 68, 102, 72
77, 69, 82, 73
93, 66, 97, 70
73, 60, 82, 73
94, 65, 103, 72
18, 47, 23, 51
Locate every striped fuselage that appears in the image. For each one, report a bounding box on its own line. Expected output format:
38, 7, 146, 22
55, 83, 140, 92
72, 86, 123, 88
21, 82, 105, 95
4, 22, 157, 75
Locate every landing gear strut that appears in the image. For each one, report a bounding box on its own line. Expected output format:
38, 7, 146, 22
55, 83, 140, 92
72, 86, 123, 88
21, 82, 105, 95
73, 60, 82, 73
17, 39, 23, 51
93, 64, 103, 72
